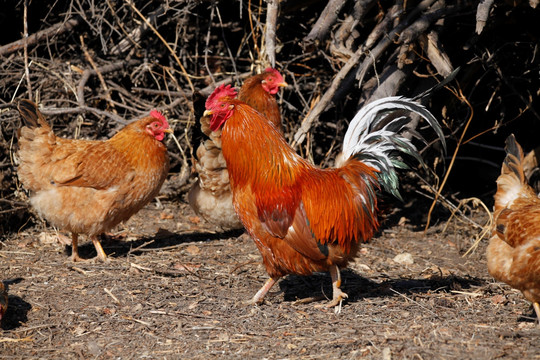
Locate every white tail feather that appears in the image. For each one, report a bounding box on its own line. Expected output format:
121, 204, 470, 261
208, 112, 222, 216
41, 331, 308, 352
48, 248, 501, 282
340, 96, 445, 199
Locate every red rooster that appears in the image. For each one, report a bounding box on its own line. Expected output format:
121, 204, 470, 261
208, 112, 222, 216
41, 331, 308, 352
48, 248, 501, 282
188, 69, 287, 229
487, 135, 540, 322
17, 100, 171, 262
204, 85, 445, 310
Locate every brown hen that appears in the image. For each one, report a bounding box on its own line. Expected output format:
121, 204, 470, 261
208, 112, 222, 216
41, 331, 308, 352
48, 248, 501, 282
487, 134, 540, 322
188, 68, 287, 230
17, 100, 170, 262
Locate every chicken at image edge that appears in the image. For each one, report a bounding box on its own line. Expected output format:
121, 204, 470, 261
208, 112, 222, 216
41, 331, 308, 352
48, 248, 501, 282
188, 68, 287, 230
16, 100, 171, 262
0, 282, 7, 324
487, 134, 540, 323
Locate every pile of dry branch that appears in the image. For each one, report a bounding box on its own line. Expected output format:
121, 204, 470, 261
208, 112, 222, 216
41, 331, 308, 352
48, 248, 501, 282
0, 0, 539, 233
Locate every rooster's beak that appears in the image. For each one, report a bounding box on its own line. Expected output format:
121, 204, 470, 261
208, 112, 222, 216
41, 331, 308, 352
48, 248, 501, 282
203, 110, 213, 117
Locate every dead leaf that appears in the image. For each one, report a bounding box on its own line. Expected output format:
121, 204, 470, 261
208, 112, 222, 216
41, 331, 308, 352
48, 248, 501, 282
160, 212, 174, 220
189, 216, 201, 224
173, 263, 201, 272
491, 294, 506, 305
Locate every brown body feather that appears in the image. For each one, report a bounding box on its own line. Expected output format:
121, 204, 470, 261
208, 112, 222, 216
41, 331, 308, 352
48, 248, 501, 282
487, 135, 540, 321
17, 100, 170, 261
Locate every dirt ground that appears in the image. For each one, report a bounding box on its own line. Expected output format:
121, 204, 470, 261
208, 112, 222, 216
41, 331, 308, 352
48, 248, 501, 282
1, 189, 539, 360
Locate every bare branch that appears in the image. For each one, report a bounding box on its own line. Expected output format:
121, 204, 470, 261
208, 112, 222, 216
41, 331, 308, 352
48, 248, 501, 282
476, 0, 495, 34
0, 18, 81, 57
302, 0, 348, 51
265, 0, 279, 67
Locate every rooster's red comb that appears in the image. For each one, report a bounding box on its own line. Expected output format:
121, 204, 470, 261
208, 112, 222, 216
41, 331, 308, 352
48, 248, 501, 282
206, 84, 238, 109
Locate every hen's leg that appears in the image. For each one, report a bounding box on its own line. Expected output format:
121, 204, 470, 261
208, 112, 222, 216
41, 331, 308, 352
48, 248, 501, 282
71, 233, 84, 262
245, 277, 277, 305
91, 236, 108, 262
326, 264, 348, 311
533, 302, 540, 325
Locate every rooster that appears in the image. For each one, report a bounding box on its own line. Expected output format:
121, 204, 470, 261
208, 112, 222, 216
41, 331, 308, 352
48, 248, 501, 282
0, 282, 7, 323
487, 134, 540, 323
204, 85, 445, 310
17, 100, 171, 262
188, 68, 287, 230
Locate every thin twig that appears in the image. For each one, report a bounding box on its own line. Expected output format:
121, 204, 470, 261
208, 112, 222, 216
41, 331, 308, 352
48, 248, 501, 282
23, 0, 32, 101
80, 35, 116, 113
203, 3, 217, 85
425, 86, 473, 232
104, 287, 121, 304
125, 0, 195, 93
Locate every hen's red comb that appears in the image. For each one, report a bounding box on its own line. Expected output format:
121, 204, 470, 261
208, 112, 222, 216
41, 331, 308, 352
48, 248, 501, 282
150, 109, 167, 123
206, 84, 238, 109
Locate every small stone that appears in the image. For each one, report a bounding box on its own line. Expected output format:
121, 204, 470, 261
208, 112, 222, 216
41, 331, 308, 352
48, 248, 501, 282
393, 252, 414, 265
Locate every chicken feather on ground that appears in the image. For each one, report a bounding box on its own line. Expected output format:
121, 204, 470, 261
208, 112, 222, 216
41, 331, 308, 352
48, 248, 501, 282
17, 100, 171, 262
204, 85, 445, 311
188, 68, 287, 230
487, 134, 540, 323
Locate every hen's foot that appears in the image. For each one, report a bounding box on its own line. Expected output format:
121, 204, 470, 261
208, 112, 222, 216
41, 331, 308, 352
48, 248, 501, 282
92, 237, 109, 262
71, 253, 109, 263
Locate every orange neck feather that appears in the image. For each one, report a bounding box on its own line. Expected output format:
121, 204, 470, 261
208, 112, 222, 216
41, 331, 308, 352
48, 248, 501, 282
109, 121, 168, 168
221, 102, 305, 190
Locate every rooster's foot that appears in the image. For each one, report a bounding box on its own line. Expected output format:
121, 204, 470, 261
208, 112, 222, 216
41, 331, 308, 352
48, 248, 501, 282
243, 277, 278, 306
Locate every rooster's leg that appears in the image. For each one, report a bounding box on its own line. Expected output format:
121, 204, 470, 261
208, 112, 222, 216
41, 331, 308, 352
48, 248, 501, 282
91, 236, 108, 262
71, 233, 84, 262
533, 302, 540, 325
245, 277, 277, 305
326, 265, 348, 310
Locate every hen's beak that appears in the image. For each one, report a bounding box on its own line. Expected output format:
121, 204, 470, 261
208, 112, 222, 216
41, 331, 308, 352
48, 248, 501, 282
203, 110, 213, 117
164, 128, 173, 134
278, 81, 288, 88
